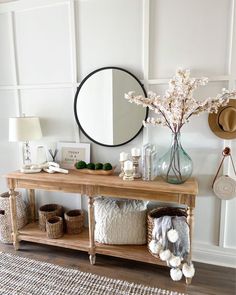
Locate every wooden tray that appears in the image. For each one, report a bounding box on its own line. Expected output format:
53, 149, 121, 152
77, 168, 115, 175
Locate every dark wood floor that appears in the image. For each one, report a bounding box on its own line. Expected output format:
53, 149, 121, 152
0, 242, 235, 295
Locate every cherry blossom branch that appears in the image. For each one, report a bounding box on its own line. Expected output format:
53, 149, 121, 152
125, 69, 236, 133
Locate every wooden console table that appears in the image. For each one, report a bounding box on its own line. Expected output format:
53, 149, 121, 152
5, 170, 198, 284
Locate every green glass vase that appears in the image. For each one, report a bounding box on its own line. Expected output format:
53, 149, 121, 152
158, 132, 193, 184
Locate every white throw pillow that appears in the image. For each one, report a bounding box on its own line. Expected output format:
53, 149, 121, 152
94, 198, 147, 245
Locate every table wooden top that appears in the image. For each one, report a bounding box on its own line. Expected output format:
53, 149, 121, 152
4, 170, 198, 196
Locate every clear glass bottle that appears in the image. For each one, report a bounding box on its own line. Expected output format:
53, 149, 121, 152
158, 132, 193, 184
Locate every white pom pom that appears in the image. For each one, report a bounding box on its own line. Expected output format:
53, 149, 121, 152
182, 263, 195, 278
169, 255, 181, 268
170, 268, 183, 281
167, 229, 179, 243
148, 240, 162, 254
159, 249, 171, 261
148, 240, 156, 252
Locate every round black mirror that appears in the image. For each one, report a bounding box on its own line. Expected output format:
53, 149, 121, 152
74, 67, 148, 147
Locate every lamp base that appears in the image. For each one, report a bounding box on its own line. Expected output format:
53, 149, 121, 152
23, 141, 32, 165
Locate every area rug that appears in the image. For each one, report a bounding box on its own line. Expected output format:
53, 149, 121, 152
0, 252, 186, 295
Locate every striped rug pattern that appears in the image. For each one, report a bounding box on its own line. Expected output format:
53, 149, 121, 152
0, 252, 186, 295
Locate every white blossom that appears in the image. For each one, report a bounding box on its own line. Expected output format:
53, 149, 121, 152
125, 69, 236, 133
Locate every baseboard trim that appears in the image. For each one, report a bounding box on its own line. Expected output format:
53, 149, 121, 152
193, 242, 236, 268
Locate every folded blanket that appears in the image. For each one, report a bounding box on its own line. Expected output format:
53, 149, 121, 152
152, 215, 190, 259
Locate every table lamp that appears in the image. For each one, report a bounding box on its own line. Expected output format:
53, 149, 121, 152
9, 116, 42, 165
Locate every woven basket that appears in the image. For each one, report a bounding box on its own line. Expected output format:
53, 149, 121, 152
0, 191, 28, 244
64, 209, 84, 234
38, 204, 63, 231
46, 216, 63, 239
147, 207, 187, 258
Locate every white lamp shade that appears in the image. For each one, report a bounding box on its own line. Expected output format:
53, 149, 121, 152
9, 116, 42, 142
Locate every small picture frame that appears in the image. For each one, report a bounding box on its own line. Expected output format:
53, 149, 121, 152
56, 142, 90, 169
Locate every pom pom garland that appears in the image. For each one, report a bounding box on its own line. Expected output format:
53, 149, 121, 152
159, 249, 171, 261
167, 228, 179, 243
182, 262, 195, 278
148, 240, 163, 254
170, 268, 183, 281
147, 208, 196, 281
169, 255, 181, 268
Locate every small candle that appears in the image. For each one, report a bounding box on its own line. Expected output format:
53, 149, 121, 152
124, 160, 133, 170
131, 147, 141, 157
120, 152, 128, 161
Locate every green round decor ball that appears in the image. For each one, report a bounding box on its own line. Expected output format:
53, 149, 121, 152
75, 160, 87, 169
103, 163, 112, 170
87, 162, 95, 170
95, 163, 103, 170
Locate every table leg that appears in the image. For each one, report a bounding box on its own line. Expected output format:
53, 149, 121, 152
29, 189, 36, 222
88, 196, 96, 265
186, 204, 194, 285
9, 188, 19, 250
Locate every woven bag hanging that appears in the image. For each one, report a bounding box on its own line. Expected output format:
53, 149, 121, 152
147, 207, 187, 259
0, 191, 28, 244
212, 147, 236, 200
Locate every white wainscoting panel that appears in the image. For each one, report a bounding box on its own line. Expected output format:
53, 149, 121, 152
0, 12, 16, 86
149, 0, 232, 78
194, 194, 221, 246
14, 2, 72, 85
75, 0, 143, 81
193, 241, 236, 268
0, 90, 19, 192
20, 88, 75, 142
224, 198, 236, 248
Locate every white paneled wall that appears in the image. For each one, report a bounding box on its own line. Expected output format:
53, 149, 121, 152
75, 0, 143, 80
14, 3, 73, 85
20, 88, 75, 141
149, 0, 232, 78
0, 90, 19, 189
0, 0, 235, 267
0, 13, 15, 85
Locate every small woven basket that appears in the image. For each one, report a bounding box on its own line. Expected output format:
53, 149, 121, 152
64, 209, 84, 234
46, 216, 63, 239
147, 207, 187, 258
38, 204, 63, 231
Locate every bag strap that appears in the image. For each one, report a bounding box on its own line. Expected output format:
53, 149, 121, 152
212, 147, 236, 188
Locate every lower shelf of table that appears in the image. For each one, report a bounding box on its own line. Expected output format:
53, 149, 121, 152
19, 223, 166, 266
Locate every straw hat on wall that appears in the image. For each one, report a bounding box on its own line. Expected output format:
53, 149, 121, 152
208, 99, 236, 139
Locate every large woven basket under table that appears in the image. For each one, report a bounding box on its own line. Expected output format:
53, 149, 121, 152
38, 204, 63, 231
0, 191, 28, 244
46, 216, 63, 239
64, 209, 84, 234
147, 207, 187, 258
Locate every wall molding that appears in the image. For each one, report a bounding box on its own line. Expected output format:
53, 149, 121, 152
193, 242, 236, 268
0, 0, 68, 13
1, 0, 236, 266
